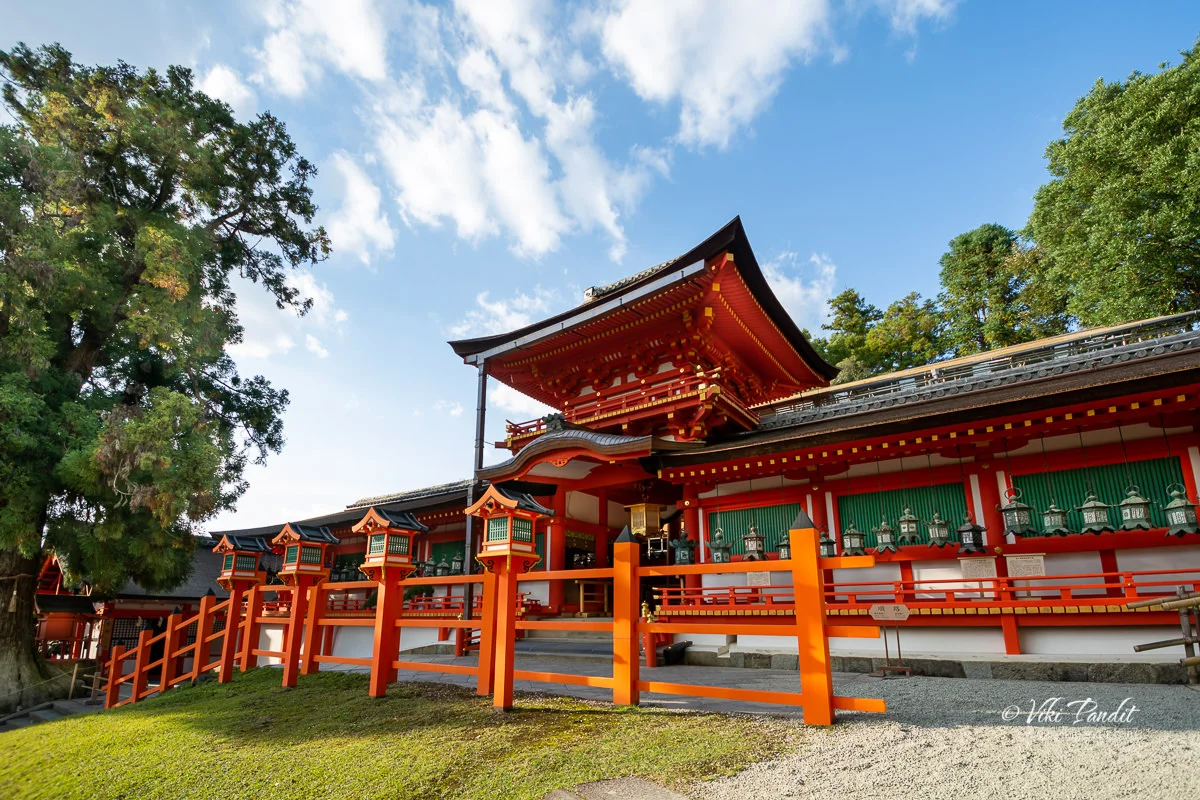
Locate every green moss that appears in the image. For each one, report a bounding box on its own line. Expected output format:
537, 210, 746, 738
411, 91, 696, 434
0, 670, 797, 800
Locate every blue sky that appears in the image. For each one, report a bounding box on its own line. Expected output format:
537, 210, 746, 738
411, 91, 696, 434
5, 1, 1199, 530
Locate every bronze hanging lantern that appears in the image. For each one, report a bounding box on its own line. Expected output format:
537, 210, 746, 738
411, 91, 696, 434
897, 508, 921, 545
819, 530, 837, 558
956, 516, 988, 554
742, 523, 766, 561
776, 533, 792, 560
927, 511, 951, 547
1164, 484, 1200, 537
1117, 486, 1153, 531
998, 488, 1036, 537
1041, 502, 1072, 536
874, 519, 898, 554
841, 521, 867, 556
1077, 492, 1115, 534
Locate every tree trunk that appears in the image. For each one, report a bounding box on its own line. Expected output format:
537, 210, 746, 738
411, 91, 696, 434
0, 547, 52, 714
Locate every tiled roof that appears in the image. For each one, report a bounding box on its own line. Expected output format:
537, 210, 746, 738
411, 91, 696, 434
582, 256, 683, 302
347, 479, 472, 510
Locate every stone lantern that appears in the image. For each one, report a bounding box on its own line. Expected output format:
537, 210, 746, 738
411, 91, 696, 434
352, 507, 428, 582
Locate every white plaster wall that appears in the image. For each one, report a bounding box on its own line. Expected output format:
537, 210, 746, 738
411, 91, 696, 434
522, 579, 550, 605
830, 626, 1005, 656
830, 563, 900, 602
736, 635, 795, 650
1116, 545, 1200, 584
329, 626, 374, 665
397, 626, 442, 651
1033, 551, 1106, 597
1018, 626, 1179, 659
567, 491, 599, 525
258, 623, 286, 665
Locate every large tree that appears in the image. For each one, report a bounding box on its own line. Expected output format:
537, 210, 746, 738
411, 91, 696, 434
865, 292, 943, 372
938, 223, 1024, 356
0, 45, 328, 710
1028, 40, 1200, 325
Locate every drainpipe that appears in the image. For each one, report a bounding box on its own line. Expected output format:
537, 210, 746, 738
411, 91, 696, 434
462, 363, 488, 611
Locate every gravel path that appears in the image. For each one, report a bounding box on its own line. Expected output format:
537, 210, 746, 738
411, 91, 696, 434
697, 674, 1200, 800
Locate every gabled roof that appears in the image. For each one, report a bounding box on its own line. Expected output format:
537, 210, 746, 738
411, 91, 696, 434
275, 522, 339, 545
212, 534, 273, 553
347, 480, 472, 511
447, 216, 837, 380
352, 507, 431, 534
477, 428, 701, 483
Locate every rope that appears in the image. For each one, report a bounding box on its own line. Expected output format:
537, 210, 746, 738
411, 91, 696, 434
0, 574, 35, 582
0, 672, 80, 704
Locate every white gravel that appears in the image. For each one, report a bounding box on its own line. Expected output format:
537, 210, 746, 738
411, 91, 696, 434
696, 675, 1200, 800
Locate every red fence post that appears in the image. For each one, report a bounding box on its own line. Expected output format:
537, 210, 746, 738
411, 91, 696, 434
240, 585, 263, 672
192, 594, 215, 683
130, 629, 152, 704
220, 587, 244, 683
475, 571, 497, 697
281, 580, 312, 688
104, 645, 125, 708
491, 562, 521, 710
369, 580, 402, 698
160, 612, 181, 691
612, 525, 640, 706
789, 511, 834, 726
301, 583, 326, 676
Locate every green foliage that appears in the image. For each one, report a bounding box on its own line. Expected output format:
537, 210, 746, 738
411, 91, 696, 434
0, 669, 793, 800
0, 44, 329, 596
1028, 40, 1200, 325
866, 292, 943, 372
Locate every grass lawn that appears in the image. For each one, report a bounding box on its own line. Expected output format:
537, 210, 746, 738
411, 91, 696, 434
0, 669, 797, 800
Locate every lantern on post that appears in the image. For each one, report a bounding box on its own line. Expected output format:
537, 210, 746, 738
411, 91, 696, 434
956, 516, 987, 555
271, 523, 339, 585
998, 488, 1036, 537
896, 508, 921, 545
212, 535, 271, 591
708, 528, 734, 563
1117, 486, 1153, 531
467, 485, 553, 568
1041, 502, 1072, 536
841, 522, 867, 556
819, 530, 837, 559
873, 519, 898, 554
926, 511, 951, 547
1076, 492, 1115, 534
742, 523, 766, 561
353, 507, 428, 583
1164, 485, 1200, 537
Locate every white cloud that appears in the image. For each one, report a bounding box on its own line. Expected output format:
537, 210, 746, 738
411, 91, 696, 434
449, 287, 557, 338
305, 334, 329, 358
600, 0, 830, 149
878, 0, 958, 34
228, 270, 347, 361
253, 0, 388, 97
198, 63, 256, 117
762, 251, 838, 333
434, 399, 465, 417
326, 152, 395, 266
490, 380, 556, 420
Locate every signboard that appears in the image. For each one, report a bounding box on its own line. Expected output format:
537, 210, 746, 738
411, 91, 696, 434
959, 556, 998, 580
1006, 554, 1046, 578
869, 603, 910, 621
746, 571, 772, 587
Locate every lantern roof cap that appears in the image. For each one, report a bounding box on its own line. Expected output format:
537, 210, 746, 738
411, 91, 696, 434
273, 522, 338, 546
212, 534, 273, 554
352, 507, 430, 534
465, 483, 555, 517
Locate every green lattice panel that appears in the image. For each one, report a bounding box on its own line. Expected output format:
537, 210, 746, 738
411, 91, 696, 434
836, 482, 970, 547
705, 502, 800, 556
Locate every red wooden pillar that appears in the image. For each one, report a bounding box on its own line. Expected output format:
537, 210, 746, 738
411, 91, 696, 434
972, 463, 1005, 542
475, 570, 498, 696
281, 579, 314, 688
1099, 549, 1122, 598
682, 484, 701, 590
548, 490, 568, 612
218, 588, 242, 683
595, 490, 609, 568
240, 586, 263, 671
612, 527, 641, 706
369, 580, 403, 697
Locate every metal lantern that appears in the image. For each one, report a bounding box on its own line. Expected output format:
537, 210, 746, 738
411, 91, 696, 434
1117, 486, 1153, 531
435, 558, 451, 577
419, 559, 436, 577
998, 488, 1036, 537
1041, 502, 1072, 536
956, 516, 988, 555
819, 530, 837, 559
626, 502, 661, 538
776, 533, 792, 560
841, 522, 867, 556
874, 519, 897, 554
1076, 492, 1115, 534
708, 527, 734, 564
451, 552, 465, 575
670, 535, 697, 565
1163, 485, 1200, 537
896, 508, 921, 545
926, 511, 951, 547
742, 523, 766, 561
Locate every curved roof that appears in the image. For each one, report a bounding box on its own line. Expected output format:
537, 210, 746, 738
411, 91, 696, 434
447, 216, 838, 380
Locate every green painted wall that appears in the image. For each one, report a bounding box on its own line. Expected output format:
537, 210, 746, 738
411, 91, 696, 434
836, 482, 969, 547
705, 502, 799, 556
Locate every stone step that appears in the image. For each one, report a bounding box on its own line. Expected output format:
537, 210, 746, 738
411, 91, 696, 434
0, 717, 33, 731
27, 709, 65, 724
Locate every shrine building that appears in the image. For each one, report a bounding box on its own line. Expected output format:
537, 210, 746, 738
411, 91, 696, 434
82, 216, 1200, 671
